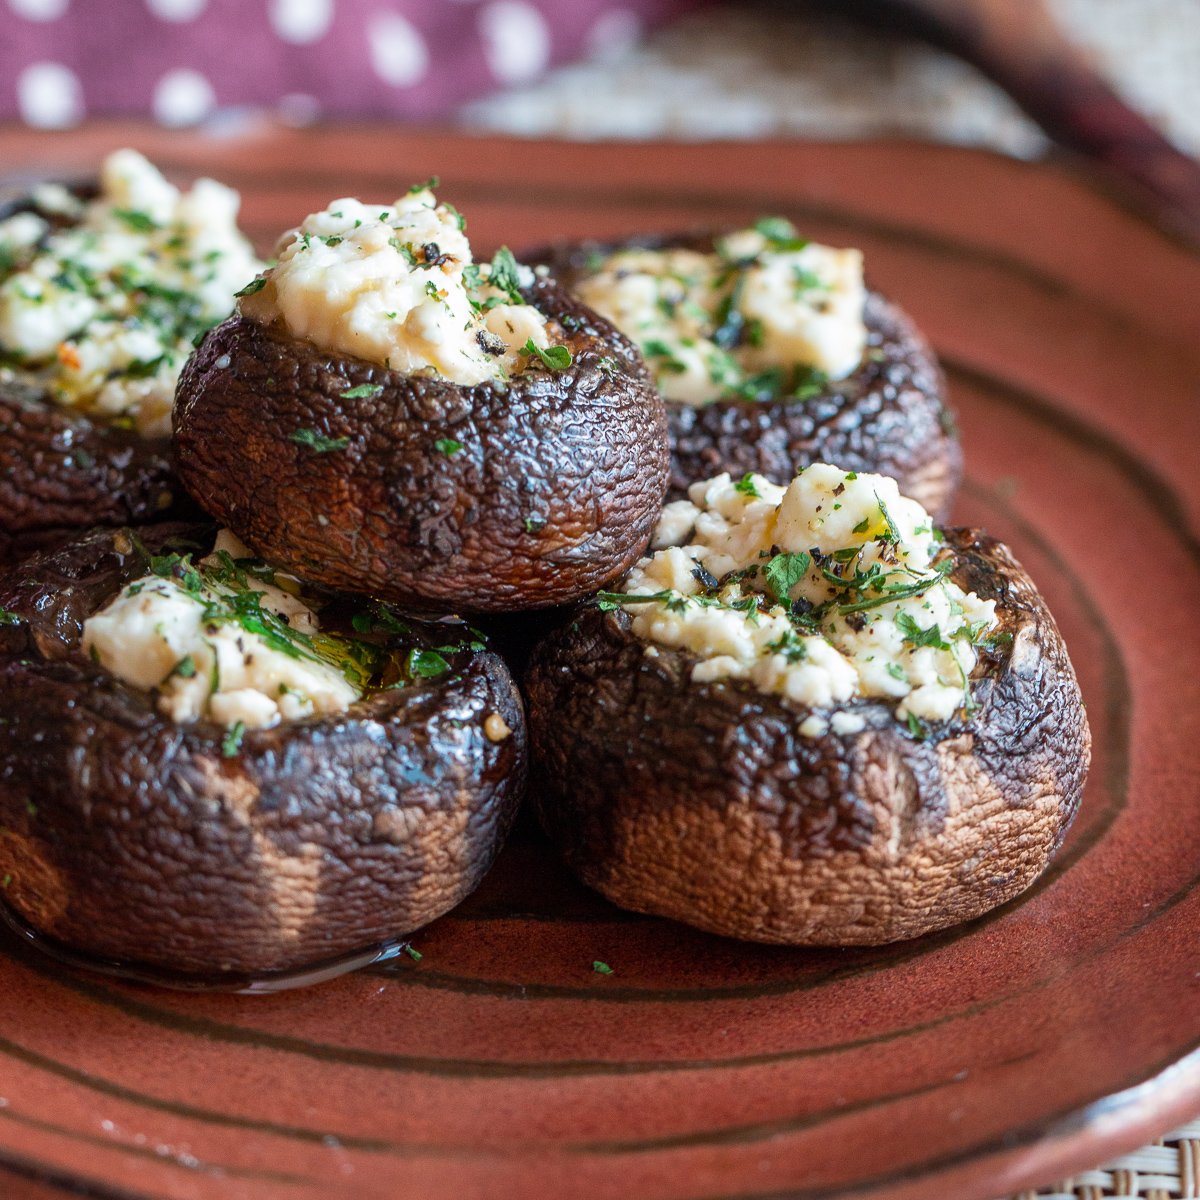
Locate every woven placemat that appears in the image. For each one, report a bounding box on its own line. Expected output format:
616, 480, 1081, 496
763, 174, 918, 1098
460, 0, 1200, 159
1002, 1118, 1200, 1198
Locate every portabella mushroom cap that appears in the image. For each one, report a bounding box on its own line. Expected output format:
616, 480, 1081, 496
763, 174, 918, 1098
0, 187, 194, 565
172, 277, 670, 613
0, 525, 527, 982
528, 234, 962, 520
525, 529, 1090, 945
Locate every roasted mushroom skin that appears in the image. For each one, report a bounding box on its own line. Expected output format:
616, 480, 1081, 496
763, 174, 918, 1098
173, 278, 670, 613
0, 188, 194, 566
0, 526, 526, 980
526, 530, 1090, 946
529, 235, 961, 519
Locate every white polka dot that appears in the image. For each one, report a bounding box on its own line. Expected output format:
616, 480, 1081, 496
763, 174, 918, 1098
278, 92, 321, 126
152, 68, 216, 127
144, 0, 206, 20
7, 0, 69, 19
478, 1, 550, 86
269, 0, 334, 44
586, 9, 641, 61
367, 14, 429, 88
16, 61, 83, 128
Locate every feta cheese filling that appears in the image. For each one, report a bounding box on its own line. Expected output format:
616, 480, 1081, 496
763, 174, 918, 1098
572, 218, 867, 407
610, 464, 999, 733
239, 186, 563, 386
0, 149, 262, 438
82, 532, 365, 732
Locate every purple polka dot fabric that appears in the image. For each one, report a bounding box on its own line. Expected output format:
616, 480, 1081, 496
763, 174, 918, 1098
1, 0, 698, 128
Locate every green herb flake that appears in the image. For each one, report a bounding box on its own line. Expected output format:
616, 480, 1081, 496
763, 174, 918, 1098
895, 612, 949, 650
389, 237, 419, 268
596, 589, 680, 612
173, 654, 197, 679
408, 176, 440, 193
524, 515, 547, 534
408, 648, 451, 679
0, 606, 21, 627
290, 428, 351, 453
905, 712, 928, 741
763, 551, 812, 607
521, 338, 573, 371
488, 246, 524, 301
592, 960, 614, 975
434, 438, 464, 456
753, 216, 810, 251
221, 721, 246, 758
339, 383, 384, 400
234, 276, 267, 298
874, 493, 902, 545
403, 943, 423, 961
113, 208, 158, 233
733, 473, 760, 498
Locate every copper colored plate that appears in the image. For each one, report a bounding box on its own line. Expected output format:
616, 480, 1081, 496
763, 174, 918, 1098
0, 126, 1197, 1200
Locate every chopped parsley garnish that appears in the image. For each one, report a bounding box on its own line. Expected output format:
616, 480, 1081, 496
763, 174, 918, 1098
339, 383, 384, 400
874, 494, 902, 545
172, 654, 197, 679
488, 246, 524, 302
434, 438, 464, 456
0, 606, 21, 626
112, 208, 158, 233
389, 237, 419, 268
753, 215, 810, 251
522, 339, 573, 371
596, 589, 686, 613
403, 943, 423, 961
642, 338, 688, 375
763, 551, 812, 607
408, 175, 440, 193
234, 276, 267, 297
733, 473, 761, 498
290, 428, 350, 453
904, 712, 928, 741
895, 612, 949, 650
407, 648, 451, 679
221, 720, 246, 758
592, 961, 614, 975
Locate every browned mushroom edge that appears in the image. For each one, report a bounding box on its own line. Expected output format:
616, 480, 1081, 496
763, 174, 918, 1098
0, 524, 527, 985
525, 528, 1090, 946
525, 234, 962, 520
172, 276, 670, 614
0, 185, 200, 567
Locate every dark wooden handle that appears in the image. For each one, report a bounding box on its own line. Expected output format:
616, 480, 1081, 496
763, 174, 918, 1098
829, 0, 1200, 245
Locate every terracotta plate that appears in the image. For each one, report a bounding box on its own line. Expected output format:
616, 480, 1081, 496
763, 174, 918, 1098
0, 127, 1197, 1200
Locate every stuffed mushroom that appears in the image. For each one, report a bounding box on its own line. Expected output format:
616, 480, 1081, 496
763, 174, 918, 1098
528, 223, 960, 518
527, 464, 1089, 945
0, 150, 263, 562
173, 186, 670, 613
0, 524, 526, 984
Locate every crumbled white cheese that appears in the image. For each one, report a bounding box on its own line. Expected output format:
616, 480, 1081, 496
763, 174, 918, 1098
240, 189, 557, 386
572, 221, 867, 406
81, 531, 361, 731
0, 149, 262, 437
617, 464, 998, 733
